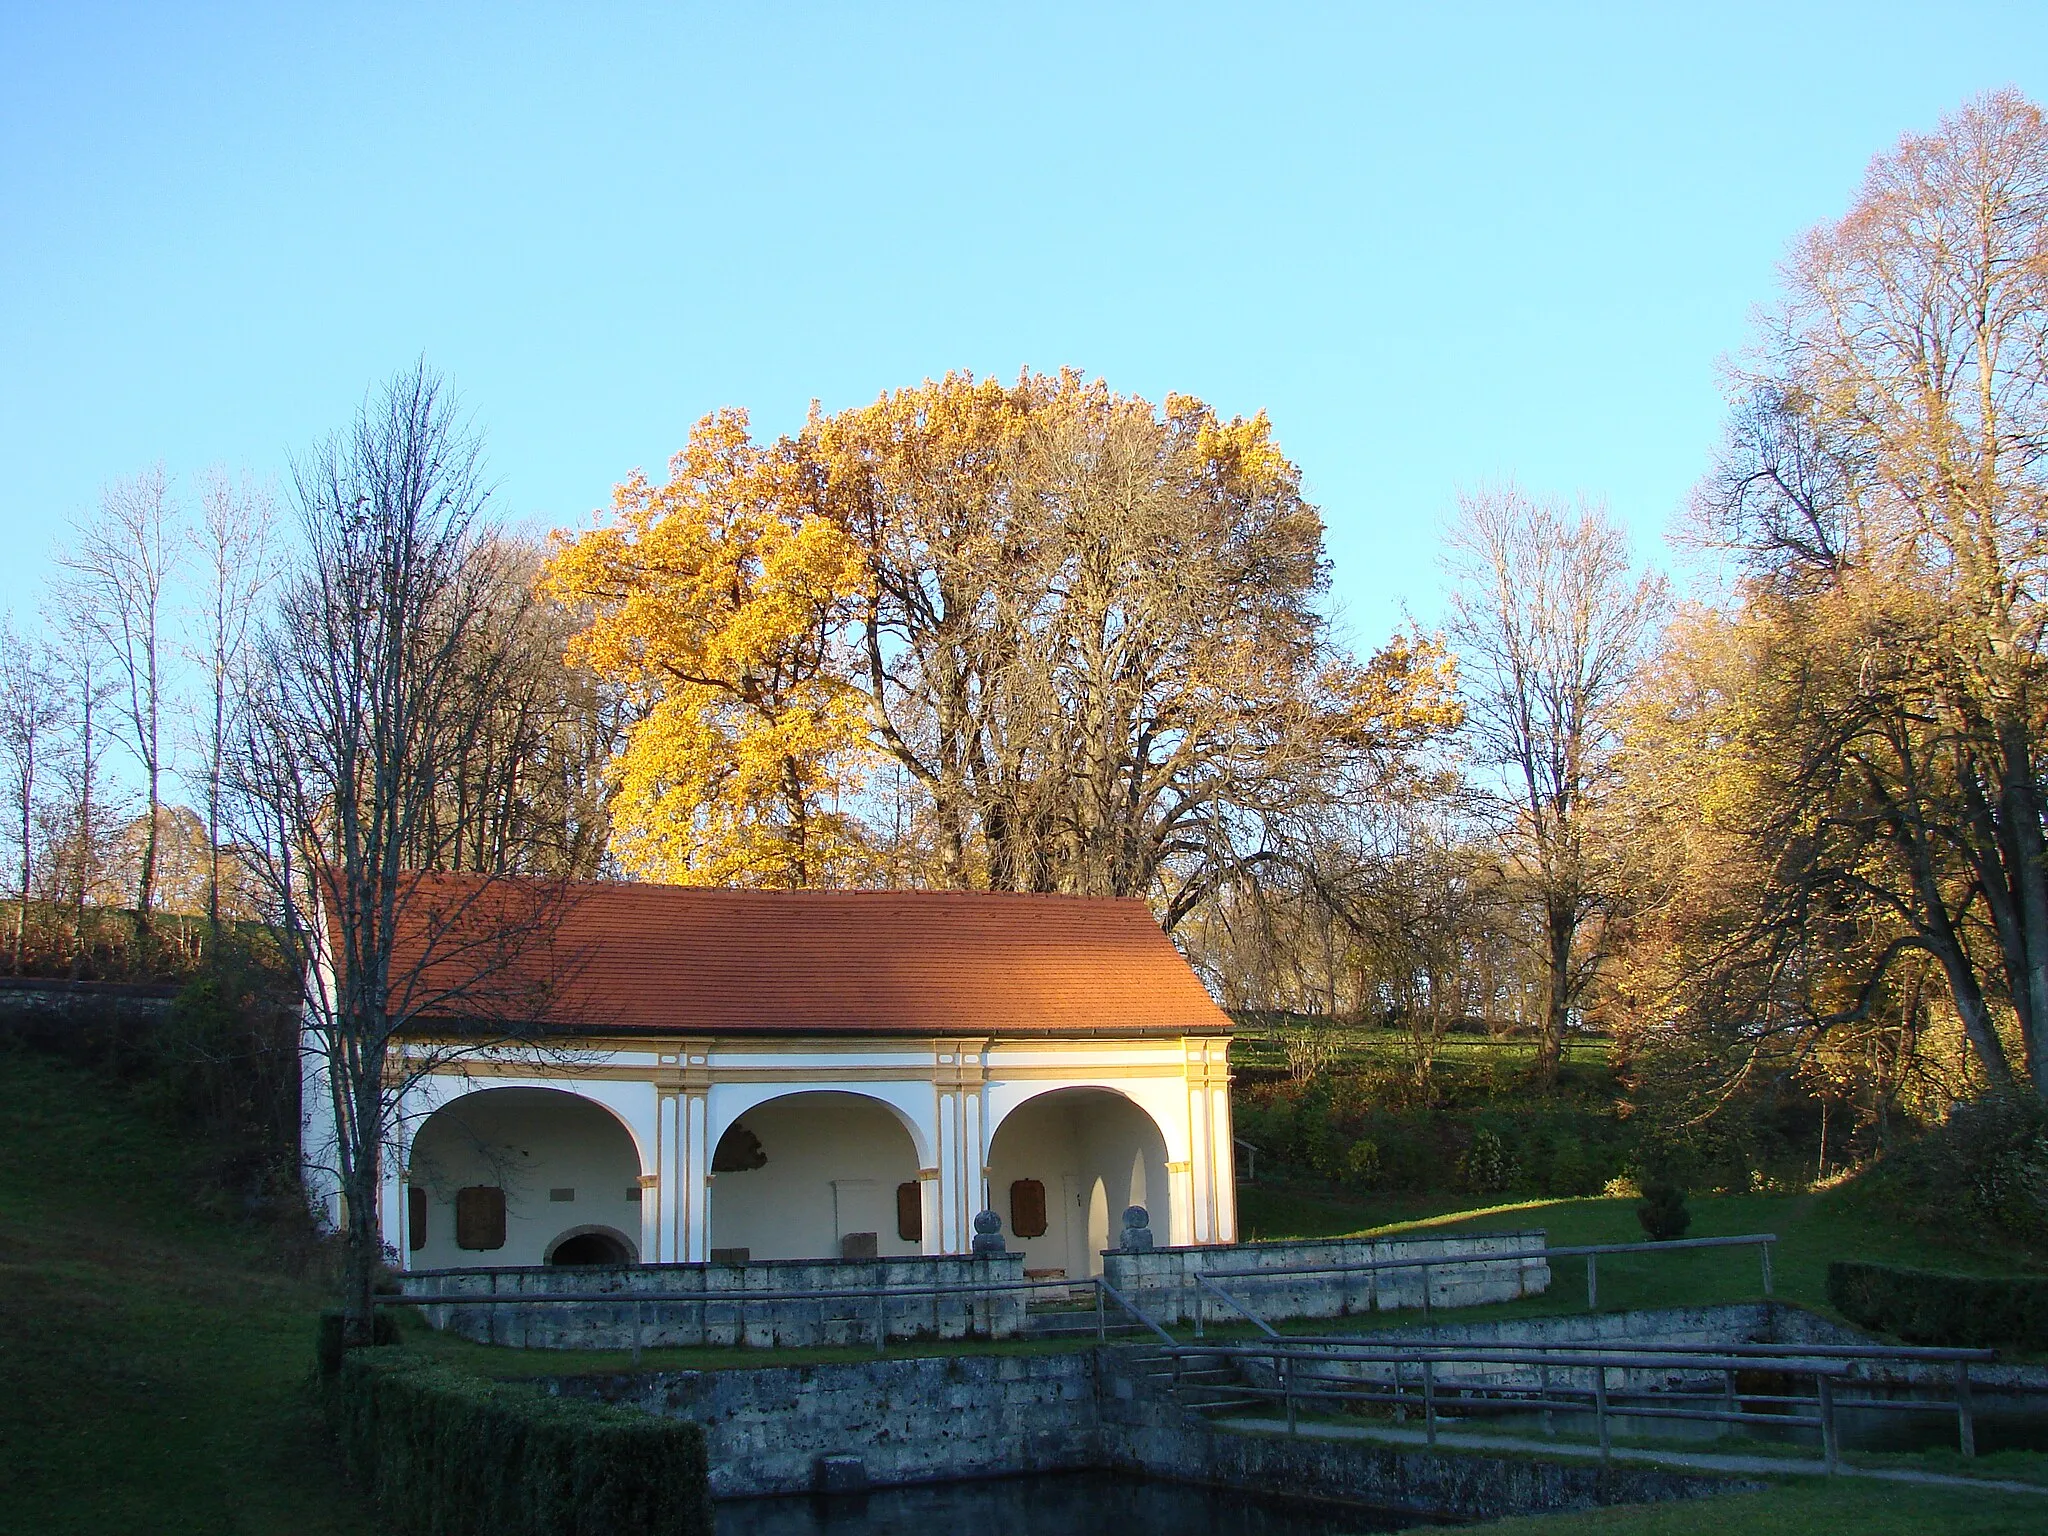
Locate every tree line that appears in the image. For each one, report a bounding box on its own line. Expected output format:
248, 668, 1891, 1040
10, 88, 2046, 1327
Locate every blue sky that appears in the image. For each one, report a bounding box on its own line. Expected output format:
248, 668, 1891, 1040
4, 2, 2045, 647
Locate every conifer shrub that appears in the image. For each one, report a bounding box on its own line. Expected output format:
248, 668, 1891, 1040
1457, 1127, 1517, 1193
329, 1346, 711, 1536
1635, 1177, 1692, 1241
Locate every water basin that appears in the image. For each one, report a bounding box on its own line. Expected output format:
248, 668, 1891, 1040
716, 1469, 1434, 1535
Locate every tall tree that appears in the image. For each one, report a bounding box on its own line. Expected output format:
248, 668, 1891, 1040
1691, 89, 2048, 1100
50, 608, 124, 975
0, 618, 66, 971
59, 465, 181, 946
188, 469, 279, 942
542, 410, 873, 887
1444, 486, 1665, 1082
233, 364, 574, 1340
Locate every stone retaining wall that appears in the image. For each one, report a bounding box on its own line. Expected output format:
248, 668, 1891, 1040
402, 1230, 1552, 1348
556, 1345, 1763, 1520
400, 1254, 1029, 1348
1093, 1347, 1764, 1519
1101, 1229, 1551, 1325
552, 1352, 1098, 1497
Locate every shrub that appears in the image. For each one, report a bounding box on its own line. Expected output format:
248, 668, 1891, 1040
1848, 1092, 2048, 1254
1636, 1178, 1692, 1241
1457, 1128, 1516, 1194
1828, 1260, 2048, 1351
1343, 1139, 1382, 1191
330, 1346, 712, 1536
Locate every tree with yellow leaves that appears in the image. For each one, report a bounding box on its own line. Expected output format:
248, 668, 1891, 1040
542, 409, 873, 887
552, 373, 1461, 921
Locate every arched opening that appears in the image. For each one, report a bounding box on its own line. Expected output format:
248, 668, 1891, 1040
708, 1091, 923, 1262
546, 1226, 639, 1266
407, 1088, 642, 1269
985, 1088, 1170, 1279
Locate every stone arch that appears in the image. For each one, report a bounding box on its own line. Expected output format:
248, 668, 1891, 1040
544, 1224, 641, 1266
708, 1084, 932, 1168
707, 1089, 926, 1262
407, 1086, 645, 1269
984, 1085, 1172, 1279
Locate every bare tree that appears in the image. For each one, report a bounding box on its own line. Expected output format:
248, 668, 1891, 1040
187, 470, 279, 943
1444, 486, 1665, 1083
59, 465, 181, 946
49, 608, 126, 976
230, 364, 578, 1341
0, 617, 66, 971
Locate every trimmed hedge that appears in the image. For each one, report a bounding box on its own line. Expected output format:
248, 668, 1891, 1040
317, 1309, 401, 1378
330, 1347, 712, 1536
1828, 1259, 2048, 1351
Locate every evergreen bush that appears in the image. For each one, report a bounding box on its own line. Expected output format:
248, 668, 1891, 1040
1636, 1178, 1692, 1241
1457, 1127, 1516, 1193
330, 1346, 712, 1536
1828, 1260, 2048, 1351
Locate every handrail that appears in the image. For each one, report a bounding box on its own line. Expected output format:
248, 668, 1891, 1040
1194, 1231, 1777, 1323
384, 1273, 1088, 1307
1149, 1332, 1990, 1466
1199, 1232, 1775, 1282
1159, 1342, 1857, 1373
1196, 1272, 1278, 1338
1267, 1335, 1998, 1365
1094, 1277, 1177, 1344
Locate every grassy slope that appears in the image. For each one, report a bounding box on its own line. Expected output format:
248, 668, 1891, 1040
1239, 1178, 2034, 1325
0, 1045, 372, 1536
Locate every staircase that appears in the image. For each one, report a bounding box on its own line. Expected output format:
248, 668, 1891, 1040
1124, 1347, 1271, 1419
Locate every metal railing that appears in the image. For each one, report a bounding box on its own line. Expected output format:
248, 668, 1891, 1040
381, 1271, 1165, 1362
1188, 1233, 1778, 1332
1149, 1335, 1997, 1468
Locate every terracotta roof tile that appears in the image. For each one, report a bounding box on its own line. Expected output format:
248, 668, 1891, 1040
382, 875, 1231, 1039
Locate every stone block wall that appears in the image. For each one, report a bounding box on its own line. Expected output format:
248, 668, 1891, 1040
1101, 1230, 1551, 1326
399, 1253, 1028, 1349
551, 1352, 1100, 1497
1092, 1348, 1761, 1520
559, 1345, 1761, 1518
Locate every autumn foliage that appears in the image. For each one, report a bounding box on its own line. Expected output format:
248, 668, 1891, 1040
546, 371, 1458, 904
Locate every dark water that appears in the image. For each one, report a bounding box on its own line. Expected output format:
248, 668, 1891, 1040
1479, 1388, 2048, 1456
716, 1470, 1430, 1536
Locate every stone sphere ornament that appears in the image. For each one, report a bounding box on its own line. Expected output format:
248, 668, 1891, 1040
970, 1208, 1007, 1256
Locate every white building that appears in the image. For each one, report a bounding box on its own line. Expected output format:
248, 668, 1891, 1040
303, 880, 1238, 1278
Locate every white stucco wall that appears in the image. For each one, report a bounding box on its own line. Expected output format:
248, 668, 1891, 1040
707, 1091, 924, 1261
340, 1033, 1234, 1271
406, 1087, 644, 1270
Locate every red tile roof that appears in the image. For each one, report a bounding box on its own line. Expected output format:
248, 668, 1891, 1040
376, 875, 1231, 1038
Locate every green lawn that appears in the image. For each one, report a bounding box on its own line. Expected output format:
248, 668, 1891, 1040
0, 1045, 372, 1536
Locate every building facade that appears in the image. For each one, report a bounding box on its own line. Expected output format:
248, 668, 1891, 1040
302, 881, 1237, 1277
